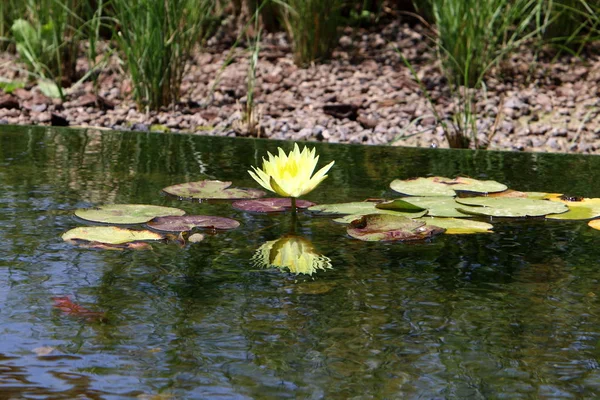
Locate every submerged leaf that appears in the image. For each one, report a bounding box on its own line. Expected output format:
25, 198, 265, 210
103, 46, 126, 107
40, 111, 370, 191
233, 198, 315, 213
147, 215, 240, 231
75, 204, 185, 224
52, 296, 107, 322
346, 214, 445, 242
419, 217, 493, 234
456, 197, 568, 217
162, 180, 265, 200
390, 176, 507, 197
62, 226, 163, 244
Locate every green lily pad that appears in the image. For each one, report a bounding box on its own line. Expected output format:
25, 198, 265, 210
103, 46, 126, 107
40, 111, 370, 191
147, 215, 240, 232
62, 226, 163, 244
233, 198, 315, 213
373, 199, 427, 212
309, 201, 426, 216
380, 196, 469, 218
333, 209, 427, 224
346, 214, 445, 242
456, 197, 568, 217
419, 217, 493, 234
545, 195, 600, 220
75, 204, 185, 224
162, 180, 265, 200
488, 189, 554, 199
390, 177, 507, 197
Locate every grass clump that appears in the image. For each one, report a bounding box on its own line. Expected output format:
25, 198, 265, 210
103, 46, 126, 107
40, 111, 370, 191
112, 0, 214, 111
280, 0, 345, 66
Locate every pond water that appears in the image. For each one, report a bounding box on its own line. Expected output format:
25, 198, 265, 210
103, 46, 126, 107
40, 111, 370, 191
2, 125, 600, 399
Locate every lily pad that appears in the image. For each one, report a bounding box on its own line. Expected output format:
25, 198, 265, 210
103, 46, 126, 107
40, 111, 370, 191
545, 195, 600, 220
309, 201, 426, 217
346, 214, 445, 242
233, 198, 315, 213
75, 204, 185, 224
373, 199, 427, 212
390, 177, 507, 197
147, 215, 240, 232
62, 226, 163, 244
589, 220, 600, 230
456, 197, 568, 217
488, 190, 553, 199
333, 209, 427, 224
162, 180, 265, 200
419, 217, 493, 234
380, 196, 469, 218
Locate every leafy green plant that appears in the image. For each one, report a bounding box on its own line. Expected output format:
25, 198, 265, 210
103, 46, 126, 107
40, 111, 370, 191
430, 0, 545, 88
279, 0, 345, 66
543, 0, 600, 51
112, 0, 215, 110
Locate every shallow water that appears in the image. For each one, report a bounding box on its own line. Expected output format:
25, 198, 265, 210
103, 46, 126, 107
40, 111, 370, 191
2, 126, 600, 399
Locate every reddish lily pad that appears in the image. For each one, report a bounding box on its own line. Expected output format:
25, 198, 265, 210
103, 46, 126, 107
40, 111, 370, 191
233, 198, 315, 213
75, 204, 185, 224
390, 177, 507, 197
347, 214, 445, 242
162, 180, 265, 200
62, 226, 164, 244
147, 215, 240, 231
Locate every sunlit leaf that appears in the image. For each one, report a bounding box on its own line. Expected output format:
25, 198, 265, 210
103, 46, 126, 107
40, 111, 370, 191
346, 214, 445, 242
233, 198, 315, 213
390, 176, 507, 197
544, 194, 600, 220
162, 180, 265, 200
589, 220, 600, 230
62, 226, 164, 244
456, 197, 568, 217
147, 215, 240, 231
418, 217, 493, 234
75, 204, 185, 224
488, 189, 554, 199
382, 196, 469, 218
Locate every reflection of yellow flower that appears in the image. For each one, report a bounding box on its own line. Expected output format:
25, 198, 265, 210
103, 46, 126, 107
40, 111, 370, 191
252, 235, 332, 275
248, 143, 334, 198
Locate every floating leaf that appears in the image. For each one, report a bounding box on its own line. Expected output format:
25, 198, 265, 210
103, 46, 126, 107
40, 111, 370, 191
309, 201, 425, 218
456, 197, 568, 217
75, 204, 185, 224
346, 214, 445, 242
589, 220, 600, 230
162, 180, 265, 200
419, 217, 493, 234
233, 198, 315, 213
390, 177, 507, 197
147, 215, 240, 231
487, 190, 554, 199
545, 195, 600, 220
374, 199, 427, 212
62, 226, 163, 244
333, 209, 427, 224
381, 196, 469, 218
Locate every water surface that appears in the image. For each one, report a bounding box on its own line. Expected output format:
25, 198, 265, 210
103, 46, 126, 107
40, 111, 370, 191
2, 126, 600, 399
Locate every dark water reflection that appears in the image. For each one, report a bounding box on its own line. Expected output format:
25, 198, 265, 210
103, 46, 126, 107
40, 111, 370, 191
2, 126, 600, 398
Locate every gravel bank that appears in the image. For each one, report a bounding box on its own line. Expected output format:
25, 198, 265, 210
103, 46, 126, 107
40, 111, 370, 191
2, 17, 600, 154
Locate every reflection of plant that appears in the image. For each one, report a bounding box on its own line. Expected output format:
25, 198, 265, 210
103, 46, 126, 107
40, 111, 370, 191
248, 143, 334, 199
252, 235, 332, 275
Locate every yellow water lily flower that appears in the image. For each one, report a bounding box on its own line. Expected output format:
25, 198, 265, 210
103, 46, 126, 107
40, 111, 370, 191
248, 143, 334, 198
252, 235, 332, 275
